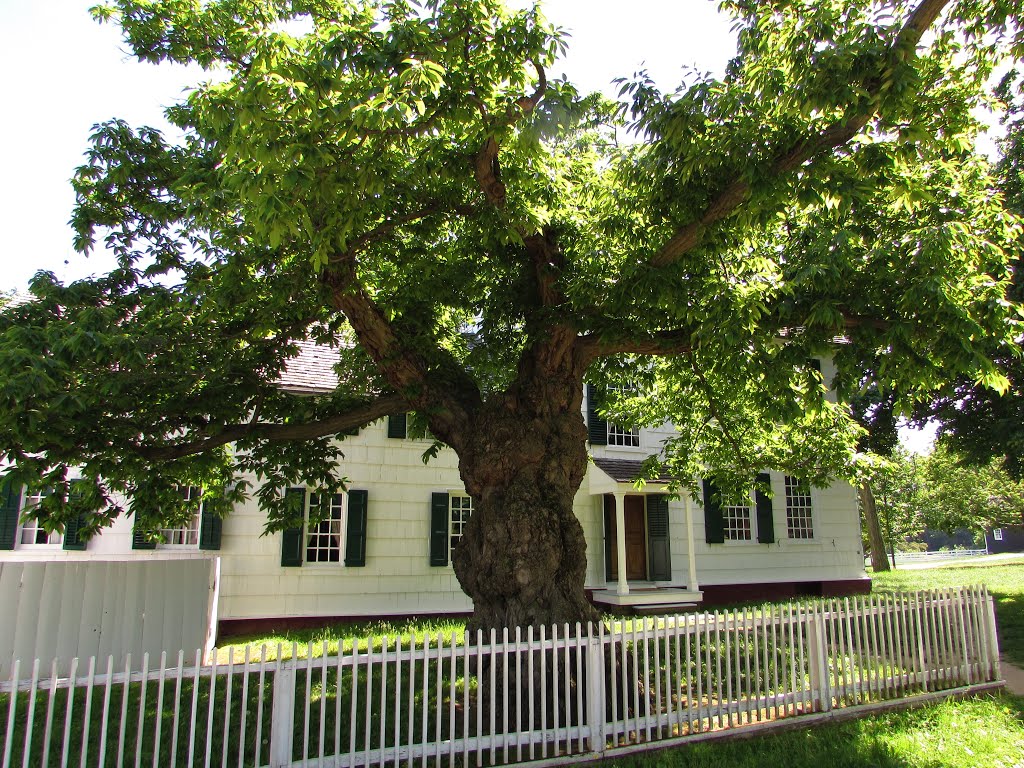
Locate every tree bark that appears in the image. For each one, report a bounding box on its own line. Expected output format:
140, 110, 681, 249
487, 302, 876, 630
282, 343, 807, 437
859, 480, 892, 572
449, 370, 601, 633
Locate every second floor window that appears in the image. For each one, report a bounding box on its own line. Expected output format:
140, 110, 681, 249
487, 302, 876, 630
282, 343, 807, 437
605, 385, 640, 447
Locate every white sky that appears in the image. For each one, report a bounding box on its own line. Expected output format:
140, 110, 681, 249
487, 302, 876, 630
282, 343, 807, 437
0, 0, 735, 291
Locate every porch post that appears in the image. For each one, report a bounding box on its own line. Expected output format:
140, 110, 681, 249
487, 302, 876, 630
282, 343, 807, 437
614, 491, 629, 596
684, 492, 699, 590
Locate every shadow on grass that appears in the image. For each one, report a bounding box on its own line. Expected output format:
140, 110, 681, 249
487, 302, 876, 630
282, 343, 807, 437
606, 693, 1024, 768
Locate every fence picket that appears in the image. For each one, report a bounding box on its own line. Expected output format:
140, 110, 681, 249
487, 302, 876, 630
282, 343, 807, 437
22, 657, 40, 768
3, 659, 18, 768
60, 657, 78, 768
149, 652, 164, 768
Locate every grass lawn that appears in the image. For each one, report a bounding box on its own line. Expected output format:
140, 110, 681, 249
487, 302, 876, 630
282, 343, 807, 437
5, 560, 1021, 767
869, 555, 1024, 667
214, 557, 1024, 768
606, 557, 1024, 768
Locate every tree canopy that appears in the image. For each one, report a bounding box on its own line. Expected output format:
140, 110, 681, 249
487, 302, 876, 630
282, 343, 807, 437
923, 66, 1024, 478
2, 0, 1022, 625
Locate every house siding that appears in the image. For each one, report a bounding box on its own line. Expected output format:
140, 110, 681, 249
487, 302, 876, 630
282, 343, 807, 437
1, 356, 867, 627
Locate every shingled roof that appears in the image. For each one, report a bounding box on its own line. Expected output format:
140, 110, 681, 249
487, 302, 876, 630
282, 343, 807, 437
592, 458, 676, 484
277, 340, 341, 394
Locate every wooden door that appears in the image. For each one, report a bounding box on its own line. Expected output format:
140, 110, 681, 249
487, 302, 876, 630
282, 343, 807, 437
624, 495, 647, 580
605, 494, 648, 581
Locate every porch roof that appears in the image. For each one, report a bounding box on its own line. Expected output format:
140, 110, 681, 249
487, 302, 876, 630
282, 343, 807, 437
588, 457, 676, 496
591, 458, 676, 484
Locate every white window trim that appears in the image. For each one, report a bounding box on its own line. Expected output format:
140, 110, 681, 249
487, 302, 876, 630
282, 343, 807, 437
449, 493, 473, 562
722, 494, 755, 543
303, 491, 348, 567
16, 488, 63, 548
784, 476, 815, 541
157, 486, 203, 548
994, 528, 1004, 541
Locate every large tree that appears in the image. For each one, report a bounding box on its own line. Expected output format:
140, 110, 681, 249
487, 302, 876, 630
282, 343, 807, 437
1, 0, 1020, 631
924, 68, 1024, 477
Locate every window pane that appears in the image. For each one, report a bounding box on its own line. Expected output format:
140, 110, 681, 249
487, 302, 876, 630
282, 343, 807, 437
450, 495, 473, 559
19, 490, 62, 546
158, 486, 202, 546
785, 476, 814, 539
723, 503, 752, 541
306, 493, 344, 562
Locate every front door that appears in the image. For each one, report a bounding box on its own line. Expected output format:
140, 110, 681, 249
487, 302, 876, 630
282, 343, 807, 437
605, 495, 648, 581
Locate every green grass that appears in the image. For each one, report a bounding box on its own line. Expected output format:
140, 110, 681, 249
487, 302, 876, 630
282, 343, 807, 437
216, 615, 468, 662
605, 557, 1024, 768
607, 693, 1024, 768
6, 560, 1024, 767
869, 556, 1024, 665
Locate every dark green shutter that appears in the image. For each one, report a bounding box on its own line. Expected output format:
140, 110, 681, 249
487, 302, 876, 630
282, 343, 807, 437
702, 479, 725, 544
345, 489, 368, 566
755, 473, 775, 544
429, 492, 449, 566
63, 480, 87, 551
199, 507, 223, 550
132, 518, 157, 550
63, 516, 87, 551
0, 478, 21, 550
388, 413, 408, 439
647, 495, 672, 580
586, 384, 607, 445
280, 487, 306, 567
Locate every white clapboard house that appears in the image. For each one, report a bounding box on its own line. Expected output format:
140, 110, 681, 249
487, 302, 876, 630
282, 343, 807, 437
0, 342, 869, 640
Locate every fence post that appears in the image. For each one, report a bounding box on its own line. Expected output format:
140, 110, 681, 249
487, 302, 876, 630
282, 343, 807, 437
807, 607, 831, 712
983, 588, 1002, 683
585, 622, 606, 756
270, 660, 296, 767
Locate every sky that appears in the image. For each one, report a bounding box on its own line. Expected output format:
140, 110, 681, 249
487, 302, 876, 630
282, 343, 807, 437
0, 0, 735, 292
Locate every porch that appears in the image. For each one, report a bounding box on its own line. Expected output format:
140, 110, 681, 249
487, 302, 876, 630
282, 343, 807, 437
589, 458, 703, 611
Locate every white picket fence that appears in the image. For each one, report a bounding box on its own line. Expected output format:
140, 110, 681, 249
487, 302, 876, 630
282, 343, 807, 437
0, 587, 1003, 768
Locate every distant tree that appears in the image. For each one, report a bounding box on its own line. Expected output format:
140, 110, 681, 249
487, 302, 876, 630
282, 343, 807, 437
850, 386, 900, 570
916, 442, 1024, 534
0, 0, 1020, 631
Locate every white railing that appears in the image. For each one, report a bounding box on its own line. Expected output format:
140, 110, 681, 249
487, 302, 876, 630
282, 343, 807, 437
893, 549, 989, 563
0, 587, 1002, 768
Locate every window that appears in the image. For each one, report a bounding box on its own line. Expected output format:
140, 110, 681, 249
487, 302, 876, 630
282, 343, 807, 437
281, 488, 367, 568
306, 492, 345, 563
449, 494, 472, 559
158, 486, 202, 546
607, 422, 640, 447
784, 476, 814, 539
723, 500, 753, 541
605, 385, 640, 447
994, 528, 1004, 541
18, 489, 62, 546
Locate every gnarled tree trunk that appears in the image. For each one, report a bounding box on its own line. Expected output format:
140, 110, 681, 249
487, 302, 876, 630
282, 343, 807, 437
450, 366, 600, 633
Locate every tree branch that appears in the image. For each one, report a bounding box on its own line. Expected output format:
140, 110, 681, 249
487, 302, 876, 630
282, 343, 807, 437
131, 393, 410, 461
338, 203, 477, 259
577, 328, 694, 364
473, 59, 547, 209
650, 0, 953, 268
